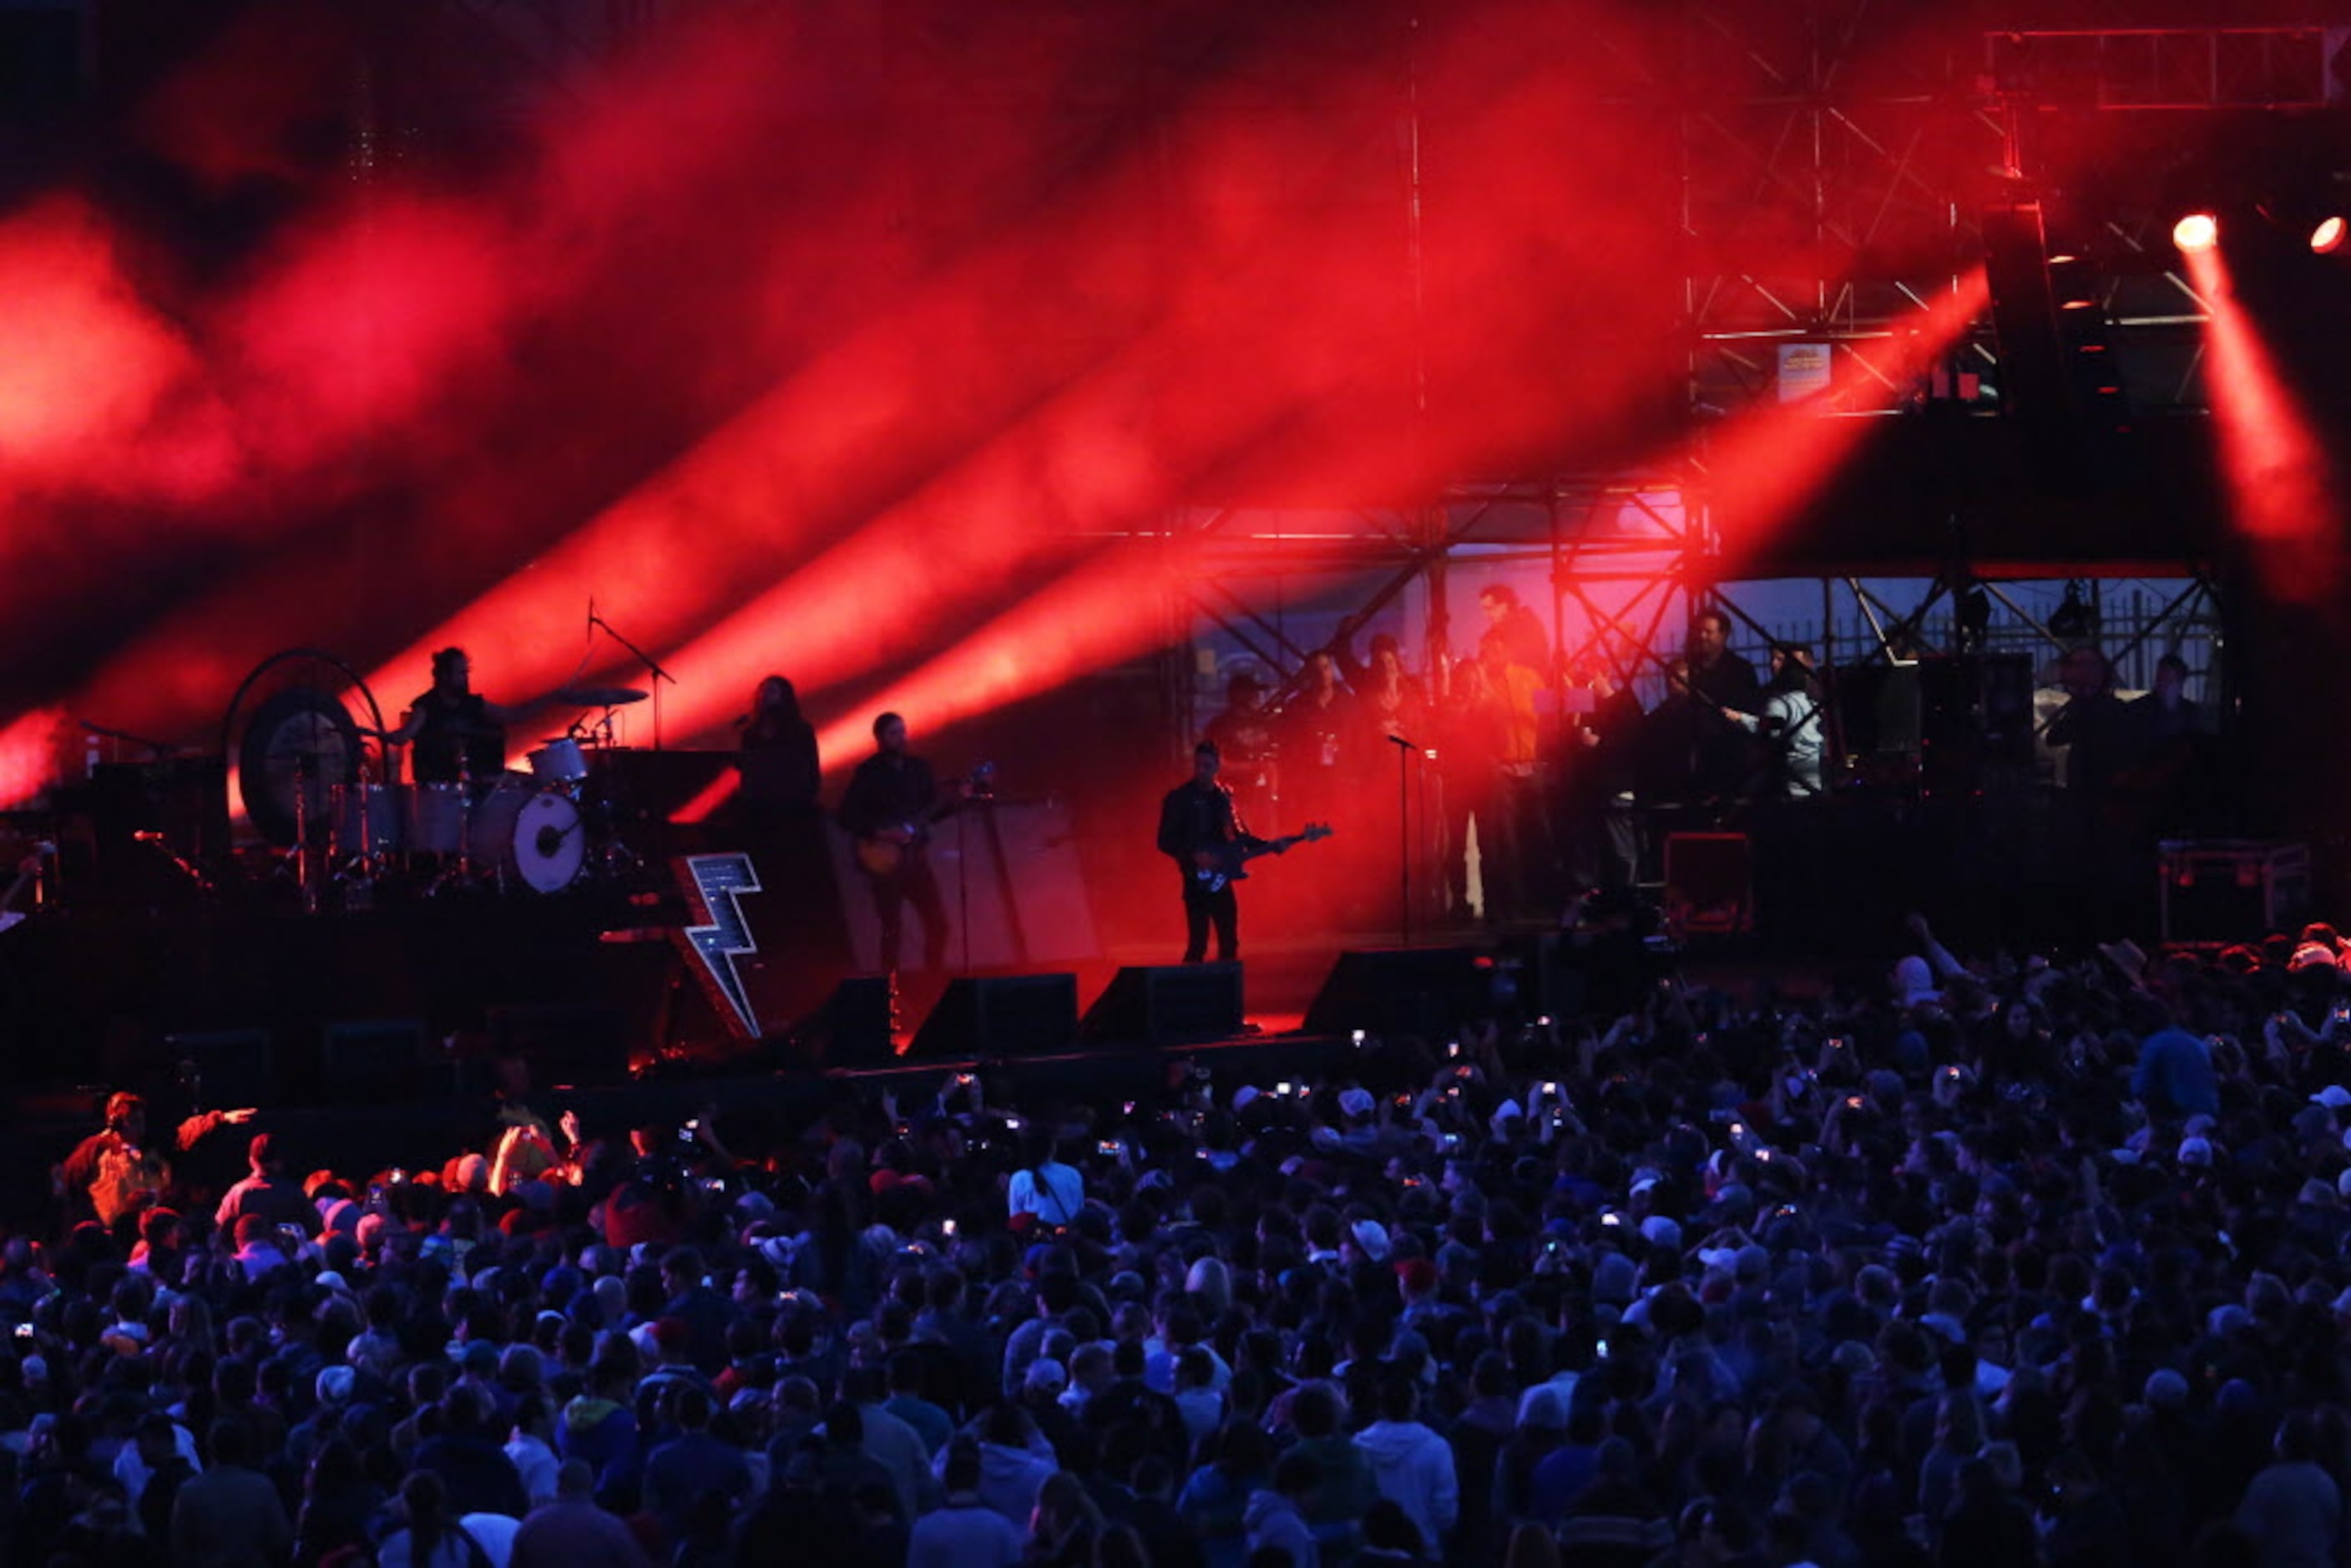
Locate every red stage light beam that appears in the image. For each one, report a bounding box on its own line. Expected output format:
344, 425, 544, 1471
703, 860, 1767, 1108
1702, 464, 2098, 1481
1696, 268, 1990, 574
0, 710, 66, 809
811, 539, 1198, 770
0, 198, 215, 502
2181, 243, 2340, 604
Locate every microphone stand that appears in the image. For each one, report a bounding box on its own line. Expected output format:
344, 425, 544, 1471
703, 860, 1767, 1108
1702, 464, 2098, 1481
588, 611, 677, 751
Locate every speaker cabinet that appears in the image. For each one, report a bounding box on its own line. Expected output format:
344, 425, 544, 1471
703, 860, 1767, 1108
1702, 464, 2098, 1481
1080, 964, 1243, 1046
1663, 833, 1752, 936
487, 1003, 632, 1089
1302, 948, 1487, 1039
162, 1029, 276, 1110
320, 1019, 429, 1105
798, 976, 897, 1070
909, 974, 1078, 1060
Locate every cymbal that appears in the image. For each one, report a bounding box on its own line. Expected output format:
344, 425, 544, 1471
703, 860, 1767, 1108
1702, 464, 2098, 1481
558, 686, 648, 708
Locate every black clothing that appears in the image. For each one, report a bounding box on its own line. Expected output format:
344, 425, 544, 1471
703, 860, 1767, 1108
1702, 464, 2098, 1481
1687, 650, 1762, 716
1159, 778, 1256, 964
1685, 650, 1762, 802
838, 752, 938, 842
839, 751, 948, 974
740, 714, 822, 814
1278, 690, 1350, 829
407, 689, 502, 786
1202, 702, 1280, 824
2049, 690, 2132, 797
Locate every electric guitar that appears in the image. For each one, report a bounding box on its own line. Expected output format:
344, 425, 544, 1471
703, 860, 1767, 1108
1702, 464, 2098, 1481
852, 764, 994, 878
1192, 822, 1332, 893
0, 841, 55, 935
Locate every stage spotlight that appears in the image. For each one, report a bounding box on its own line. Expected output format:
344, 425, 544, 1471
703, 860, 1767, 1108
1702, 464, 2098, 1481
2312, 216, 2345, 254
2173, 213, 2219, 252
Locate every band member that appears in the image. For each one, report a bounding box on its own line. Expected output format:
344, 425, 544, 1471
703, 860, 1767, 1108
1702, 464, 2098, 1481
736, 675, 847, 972
1157, 741, 1276, 964
1202, 670, 1280, 829
1278, 651, 1352, 832
736, 675, 822, 820
838, 712, 950, 976
385, 647, 537, 786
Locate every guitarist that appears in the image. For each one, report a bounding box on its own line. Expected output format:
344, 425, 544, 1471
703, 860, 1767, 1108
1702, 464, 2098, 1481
839, 711, 950, 976
1157, 740, 1276, 964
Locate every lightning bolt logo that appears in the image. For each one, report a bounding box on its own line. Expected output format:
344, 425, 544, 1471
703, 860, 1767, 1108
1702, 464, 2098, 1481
675, 853, 762, 1038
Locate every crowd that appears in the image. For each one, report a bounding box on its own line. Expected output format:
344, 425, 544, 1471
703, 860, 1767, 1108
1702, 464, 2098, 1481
12, 907, 2351, 1568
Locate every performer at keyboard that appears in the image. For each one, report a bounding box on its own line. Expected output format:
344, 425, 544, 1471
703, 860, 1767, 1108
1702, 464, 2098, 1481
838, 711, 950, 977
736, 674, 822, 823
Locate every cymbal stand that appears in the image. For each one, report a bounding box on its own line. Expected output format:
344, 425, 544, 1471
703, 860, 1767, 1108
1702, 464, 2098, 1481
290, 754, 320, 915
333, 763, 387, 908
581, 704, 640, 881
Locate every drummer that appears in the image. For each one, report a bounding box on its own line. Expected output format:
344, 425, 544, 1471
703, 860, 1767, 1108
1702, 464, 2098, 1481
384, 647, 545, 787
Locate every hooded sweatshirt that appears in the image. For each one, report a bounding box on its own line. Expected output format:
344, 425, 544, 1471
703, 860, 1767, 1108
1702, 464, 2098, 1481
1292, 1433, 1376, 1555
937, 1439, 1053, 1526
1244, 1489, 1320, 1568
556, 1396, 640, 1510
1353, 1419, 1459, 1552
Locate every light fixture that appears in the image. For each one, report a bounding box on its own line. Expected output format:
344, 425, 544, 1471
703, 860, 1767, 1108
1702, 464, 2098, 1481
2173, 212, 2219, 252
2049, 579, 2097, 642
2312, 215, 2345, 254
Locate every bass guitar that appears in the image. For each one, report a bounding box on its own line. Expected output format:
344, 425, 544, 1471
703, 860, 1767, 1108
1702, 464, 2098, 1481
852, 764, 994, 878
1193, 822, 1332, 893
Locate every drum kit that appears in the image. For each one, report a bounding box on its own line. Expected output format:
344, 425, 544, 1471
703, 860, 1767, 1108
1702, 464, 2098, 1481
332, 685, 650, 901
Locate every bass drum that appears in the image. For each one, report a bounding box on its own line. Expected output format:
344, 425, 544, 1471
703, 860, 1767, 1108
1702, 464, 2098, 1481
478, 785, 585, 893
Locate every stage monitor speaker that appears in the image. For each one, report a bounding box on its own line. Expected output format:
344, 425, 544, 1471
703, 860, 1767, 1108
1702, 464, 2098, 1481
1302, 948, 1486, 1039
796, 976, 895, 1070
488, 1003, 631, 1089
1081, 964, 1242, 1047
910, 974, 1077, 1060
320, 1019, 428, 1105
1664, 833, 1752, 935
163, 1029, 275, 1110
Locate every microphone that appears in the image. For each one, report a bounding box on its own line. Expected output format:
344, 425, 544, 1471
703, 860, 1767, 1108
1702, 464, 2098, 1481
1386, 733, 1420, 750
